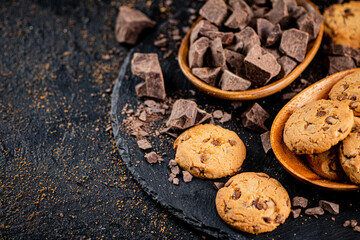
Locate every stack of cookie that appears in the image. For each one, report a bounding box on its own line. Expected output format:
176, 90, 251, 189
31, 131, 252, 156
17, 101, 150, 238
283, 71, 360, 184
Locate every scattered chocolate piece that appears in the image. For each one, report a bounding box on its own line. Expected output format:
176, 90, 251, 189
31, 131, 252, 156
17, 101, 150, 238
305, 207, 324, 216
319, 200, 339, 215
190, 20, 218, 44
144, 152, 161, 164
260, 131, 272, 153
296, 11, 323, 40
351, 220, 358, 228
279, 28, 309, 62
277, 55, 297, 79
265, 24, 282, 47
292, 196, 308, 208
219, 70, 251, 91
192, 67, 221, 86
199, 0, 228, 26
213, 110, 223, 119
115, 6, 156, 45
172, 178, 179, 185
257, 18, 275, 44
225, 7, 249, 30
224, 49, 245, 76
234, 27, 260, 54
241, 103, 270, 132
291, 209, 301, 219
182, 171, 193, 183
219, 112, 232, 123
231, 101, 243, 109
137, 139, 152, 150
154, 38, 168, 47
195, 108, 212, 125
354, 226, 360, 232
244, 45, 281, 86
202, 31, 234, 45
189, 37, 210, 68
131, 53, 166, 100
331, 217, 335, 221
168, 173, 176, 182
213, 182, 225, 190
166, 99, 197, 130
327, 56, 356, 75
139, 111, 147, 122
208, 38, 226, 67
168, 159, 178, 168
344, 220, 351, 227
171, 166, 181, 175
265, 0, 289, 25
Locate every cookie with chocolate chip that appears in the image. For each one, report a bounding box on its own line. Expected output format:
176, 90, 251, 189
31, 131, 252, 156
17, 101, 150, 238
283, 99, 354, 154
329, 70, 360, 116
173, 124, 246, 179
339, 118, 360, 184
215, 172, 291, 234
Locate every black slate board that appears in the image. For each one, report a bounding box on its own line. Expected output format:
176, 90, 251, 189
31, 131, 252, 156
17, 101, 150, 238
111, 9, 360, 240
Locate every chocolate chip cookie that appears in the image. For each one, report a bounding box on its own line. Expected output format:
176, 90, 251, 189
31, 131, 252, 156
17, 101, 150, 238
215, 172, 291, 234
339, 118, 360, 184
329, 70, 360, 116
284, 99, 354, 154
173, 124, 246, 179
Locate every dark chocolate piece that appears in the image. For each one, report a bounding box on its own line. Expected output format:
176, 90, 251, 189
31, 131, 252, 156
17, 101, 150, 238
260, 131, 272, 153
168, 159, 178, 168
195, 108, 212, 125
219, 112, 232, 123
241, 103, 270, 132
144, 152, 161, 164
115, 6, 155, 45
213, 110, 223, 119
224, 49, 245, 76
325, 43, 360, 58
224, 8, 248, 30
279, 28, 309, 62
288, 5, 307, 19
244, 45, 281, 86
190, 20, 218, 44
291, 209, 301, 219
171, 166, 181, 175
292, 196, 308, 208
327, 56, 356, 75
208, 38, 226, 67
257, 18, 275, 44
202, 31, 234, 45
213, 182, 225, 190
182, 171, 193, 183
264, 47, 282, 59
319, 200, 339, 215
199, 0, 228, 26
189, 37, 210, 68
265, 24, 282, 47
296, 11, 323, 40
305, 207, 324, 216
252, 6, 269, 19
131, 53, 166, 100
228, 0, 253, 23
234, 26, 260, 54
219, 70, 251, 91
192, 67, 221, 86
137, 139, 152, 150
277, 55, 297, 78
166, 99, 197, 130
265, 0, 288, 25
172, 178, 179, 185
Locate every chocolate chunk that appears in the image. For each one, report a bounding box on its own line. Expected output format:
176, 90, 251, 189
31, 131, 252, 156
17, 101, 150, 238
208, 38, 226, 67
225, 8, 249, 30
260, 131, 272, 153
154, 38, 168, 47
199, 0, 228, 26
257, 18, 275, 44
213, 182, 225, 190
263, 217, 272, 223
229, 139, 237, 146
325, 43, 360, 58
168, 159, 178, 168
296, 11, 323, 40
115, 6, 156, 45
202, 31, 234, 45
319, 200, 339, 215
253, 0, 267, 5
189, 37, 210, 68
327, 56, 356, 75
291, 209, 301, 219
265, 24, 282, 47
275, 214, 284, 223
213, 110, 223, 119
131, 53, 166, 100
190, 20, 218, 44
192, 67, 221, 86
344, 220, 351, 227
292, 196, 308, 208
288, 5, 307, 19
244, 45, 281, 86
305, 207, 324, 216
354, 226, 360, 232
264, 47, 282, 60
168, 173, 176, 182
241, 103, 270, 132
232, 190, 241, 200
234, 27, 260, 54
172, 178, 179, 185
252, 6, 269, 19
280, 28, 309, 62
144, 152, 161, 164
137, 139, 152, 150
224, 49, 245, 76
228, 0, 253, 23
265, 0, 288, 25
139, 111, 147, 122
166, 99, 197, 130
182, 171, 193, 183
219, 70, 251, 91
351, 220, 358, 228
219, 112, 232, 123
171, 165, 181, 175
277, 55, 297, 78
195, 108, 212, 125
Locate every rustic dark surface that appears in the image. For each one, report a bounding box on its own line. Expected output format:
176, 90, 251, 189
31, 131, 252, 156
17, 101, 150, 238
1, 0, 359, 239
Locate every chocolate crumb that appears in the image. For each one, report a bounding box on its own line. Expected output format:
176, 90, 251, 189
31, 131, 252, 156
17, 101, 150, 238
144, 152, 161, 164
172, 178, 179, 185
213, 110, 223, 119
137, 139, 152, 150
168, 173, 176, 182
351, 220, 358, 228
219, 112, 232, 123
344, 220, 351, 227
182, 171, 193, 183
354, 226, 360, 232
168, 159, 178, 168
171, 166, 181, 175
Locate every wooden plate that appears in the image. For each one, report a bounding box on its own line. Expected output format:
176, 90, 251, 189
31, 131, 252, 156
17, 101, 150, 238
178, 0, 324, 101
271, 68, 360, 191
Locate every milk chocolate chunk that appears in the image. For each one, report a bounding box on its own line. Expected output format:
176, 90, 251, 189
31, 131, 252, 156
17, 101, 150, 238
260, 131, 272, 153
319, 200, 339, 215
199, 0, 228, 26
241, 103, 270, 132
195, 108, 212, 124
202, 31, 234, 45
144, 152, 162, 164
228, 0, 253, 23
115, 6, 156, 45
296, 11, 323, 40
182, 171, 193, 183
219, 70, 251, 91
292, 196, 308, 208
257, 18, 275, 44
291, 209, 301, 219
137, 139, 152, 150
288, 5, 307, 19
244, 45, 281, 86
252, 6, 269, 18
213, 182, 225, 190
265, 0, 289, 25
208, 38, 226, 67
328, 56, 356, 75
224, 49, 245, 76
224, 8, 248, 30
192, 67, 221, 86
166, 99, 197, 129
279, 28, 309, 62
189, 37, 210, 68
265, 24, 282, 47
277, 55, 297, 78
234, 26, 260, 54
131, 53, 166, 100
190, 20, 218, 44
264, 47, 282, 60
305, 207, 324, 216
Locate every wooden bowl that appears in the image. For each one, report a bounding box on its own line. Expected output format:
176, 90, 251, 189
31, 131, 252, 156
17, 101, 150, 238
271, 68, 360, 191
178, 0, 324, 101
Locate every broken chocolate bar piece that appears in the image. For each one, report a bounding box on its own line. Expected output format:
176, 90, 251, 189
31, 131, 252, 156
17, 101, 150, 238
189, 37, 210, 68
319, 200, 339, 215
219, 70, 251, 91
241, 103, 270, 132
224, 8, 248, 30
190, 20, 218, 44
182, 171, 193, 183
137, 139, 152, 150
305, 207, 324, 216
213, 182, 225, 190
288, 5, 307, 19
208, 38, 226, 67
144, 152, 161, 164
192, 67, 221, 86
264, 47, 282, 60
260, 131, 272, 153
265, 24, 282, 47
291, 209, 301, 219
328, 56, 356, 75
224, 49, 245, 76
292, 196, 308, 208
213, 110, 223, 119
195, 108, 212, 125
296, 11, 323, 40
228, 0, 253, 23
277, 55, 297, 78
202, 31, 234, 45
257, 18, 275, 44
234, 26, 260, 54
244, 45, 281, 86
265, 0, 288, 25
279, 28, 309, 62
131, 53, 166, 100
166, 99, 197, 130
219, 112, 232, 123
199, 0, 228, 26
115, 6, 156, 45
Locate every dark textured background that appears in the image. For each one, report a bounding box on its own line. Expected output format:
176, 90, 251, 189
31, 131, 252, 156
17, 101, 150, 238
0, 0, 352, 239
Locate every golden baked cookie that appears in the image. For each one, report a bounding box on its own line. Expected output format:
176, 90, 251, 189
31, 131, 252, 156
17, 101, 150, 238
329, 70, 360, 116
306, 145, 346, 181
283, 99, 354, 154
339, 118, 360, 184
215, 172, 291, 234
173, 124, 246, 179
323, 1, 360, 49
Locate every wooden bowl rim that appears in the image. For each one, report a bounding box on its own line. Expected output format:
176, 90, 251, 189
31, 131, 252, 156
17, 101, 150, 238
178, 0, 324, 100
270, 68, 360, 191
